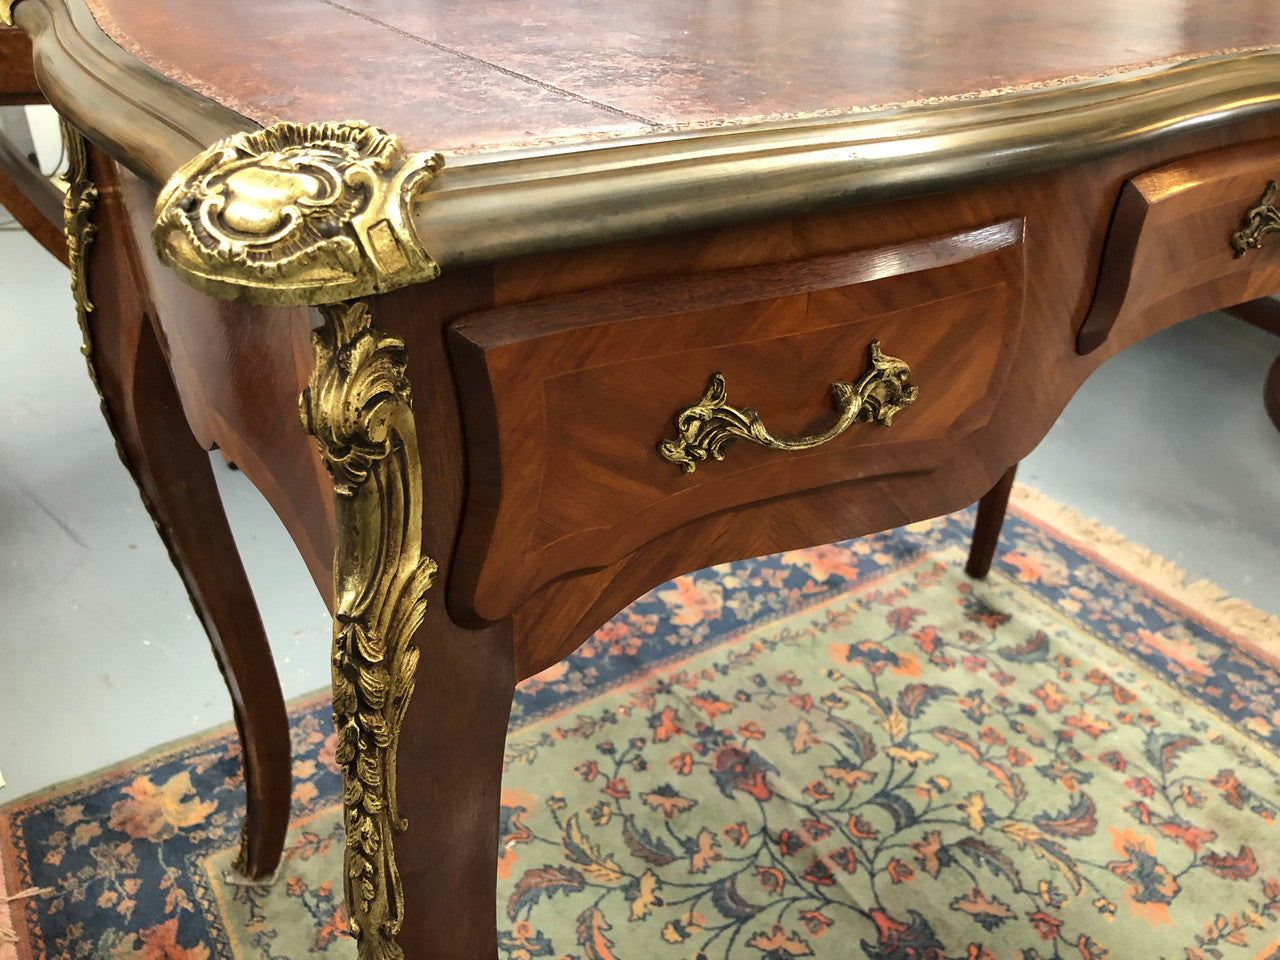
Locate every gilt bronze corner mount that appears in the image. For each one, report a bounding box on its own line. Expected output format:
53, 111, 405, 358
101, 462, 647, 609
153, 120, 444, 307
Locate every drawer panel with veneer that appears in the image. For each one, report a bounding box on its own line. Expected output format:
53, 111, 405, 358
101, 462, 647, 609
448, 218, 1026, 622
1079, 138, 1280, 353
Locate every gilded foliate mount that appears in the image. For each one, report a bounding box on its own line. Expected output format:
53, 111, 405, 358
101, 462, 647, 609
63, 120, 99, 363
300, 299, 437, 960
660, 340, 918, 474
153, 121, 443, 306
1230, 180, 1280, 257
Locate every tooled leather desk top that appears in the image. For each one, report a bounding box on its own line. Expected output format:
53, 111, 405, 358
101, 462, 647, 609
81, 0, 1280, 156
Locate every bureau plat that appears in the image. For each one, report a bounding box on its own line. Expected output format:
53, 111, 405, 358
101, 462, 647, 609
6, 0, 1280, 955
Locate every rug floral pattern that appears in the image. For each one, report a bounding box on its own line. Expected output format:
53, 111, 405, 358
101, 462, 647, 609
3, 502, 1279, 959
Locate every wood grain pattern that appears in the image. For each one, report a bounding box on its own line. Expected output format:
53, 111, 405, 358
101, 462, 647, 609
1079, 139, 1280, 352
362, 278, 516, 960
0, 26, 41, 104
449, 221, 1026, 622
475, 115, 1280, 679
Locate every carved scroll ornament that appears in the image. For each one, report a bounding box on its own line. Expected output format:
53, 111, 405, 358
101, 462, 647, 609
1230, 180, 1280, 257
153, 121, 443, 306
300, 300, 437, 960
660, 340, 919, 474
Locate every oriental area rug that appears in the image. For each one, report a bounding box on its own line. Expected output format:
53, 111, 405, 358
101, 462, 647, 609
3, 487, 1279, 960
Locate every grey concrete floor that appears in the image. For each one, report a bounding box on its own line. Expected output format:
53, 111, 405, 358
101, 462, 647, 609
1, 211, 1278, 802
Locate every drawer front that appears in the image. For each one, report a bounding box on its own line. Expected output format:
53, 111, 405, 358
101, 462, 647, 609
449, 219, 1026, 620
1080, 139, 1280, 352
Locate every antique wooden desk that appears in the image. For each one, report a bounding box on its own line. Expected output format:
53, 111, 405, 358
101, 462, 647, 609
6, 0, 1280, 956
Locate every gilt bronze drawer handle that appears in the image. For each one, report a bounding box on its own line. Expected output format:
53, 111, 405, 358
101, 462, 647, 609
1230, 180, 1280, 257
659, 340, 918, 474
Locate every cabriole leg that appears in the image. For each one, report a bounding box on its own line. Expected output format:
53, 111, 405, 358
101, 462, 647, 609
70, 127, 292, 879
966, 463, 1018, 579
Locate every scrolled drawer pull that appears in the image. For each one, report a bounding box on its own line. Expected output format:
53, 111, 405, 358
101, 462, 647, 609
658, 340, 918, 474
1230, 180, 1280, 257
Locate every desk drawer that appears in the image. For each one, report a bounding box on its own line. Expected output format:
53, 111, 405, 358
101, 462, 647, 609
1079, 139, 1280, 352
449, 218, 1026, 620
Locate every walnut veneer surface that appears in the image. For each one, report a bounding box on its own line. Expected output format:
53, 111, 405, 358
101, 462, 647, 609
84, 0, 1280, 154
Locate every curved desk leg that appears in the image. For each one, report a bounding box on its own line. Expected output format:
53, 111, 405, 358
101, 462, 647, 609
966, 463, 1018, 579
1224, 298, 1280, 433
395, 614, 513, 960
1265, 356, 1280, 431
1218, 296, 1280, 432
303, 298, 513, 960
72, 135, 291, 879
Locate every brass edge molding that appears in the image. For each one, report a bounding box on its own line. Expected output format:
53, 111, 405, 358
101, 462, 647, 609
11, 0, 256, 187
300, 299, 437, 960
153, 121, 444, 306
2, 1, 15, 26
659, 341, 918, 474
1230, 180, 1280, 256
415, 50, 1280, 267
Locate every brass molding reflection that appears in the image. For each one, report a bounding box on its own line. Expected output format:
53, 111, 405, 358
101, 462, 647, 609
659, 340, 918, 474
1, 2, 15, 26
300, 299, 436, 960
1230, 180, 1280, 257
154, 121, 444, 306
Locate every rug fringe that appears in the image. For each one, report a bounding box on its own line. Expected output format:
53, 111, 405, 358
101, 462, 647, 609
1009, 484, 1280, 651
0, 889, 52, 905
0, 888, 48, 957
